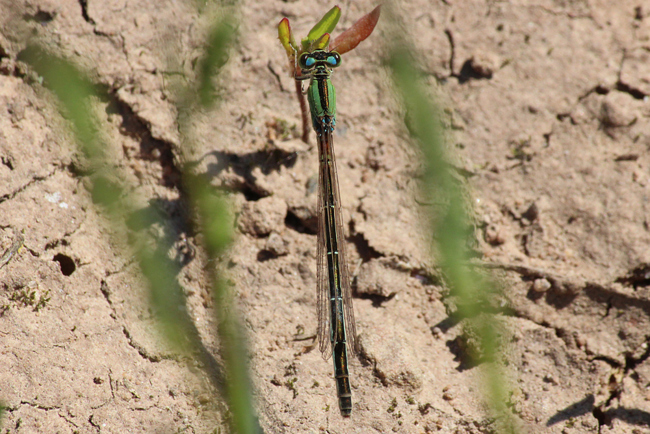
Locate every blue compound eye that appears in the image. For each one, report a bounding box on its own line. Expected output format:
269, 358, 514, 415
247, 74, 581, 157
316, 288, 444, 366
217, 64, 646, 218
326, 52, 341, 68
299, 53, 315, 70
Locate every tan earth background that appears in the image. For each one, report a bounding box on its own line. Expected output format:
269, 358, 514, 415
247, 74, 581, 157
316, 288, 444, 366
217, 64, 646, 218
1, 0, 650, 433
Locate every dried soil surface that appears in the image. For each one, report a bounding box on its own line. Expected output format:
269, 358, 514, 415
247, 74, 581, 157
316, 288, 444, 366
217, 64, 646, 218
1, 0, 650, 433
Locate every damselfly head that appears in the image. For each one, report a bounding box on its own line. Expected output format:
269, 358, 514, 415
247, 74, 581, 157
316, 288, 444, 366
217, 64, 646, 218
299, 50, 341, 72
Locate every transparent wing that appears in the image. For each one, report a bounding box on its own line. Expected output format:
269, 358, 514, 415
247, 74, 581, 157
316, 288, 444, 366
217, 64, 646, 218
316, 131, 333, 359
328, 133, 357, 357
316, 130, 357, 360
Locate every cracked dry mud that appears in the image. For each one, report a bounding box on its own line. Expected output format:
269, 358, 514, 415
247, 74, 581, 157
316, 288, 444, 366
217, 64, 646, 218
1, 1, 650, 433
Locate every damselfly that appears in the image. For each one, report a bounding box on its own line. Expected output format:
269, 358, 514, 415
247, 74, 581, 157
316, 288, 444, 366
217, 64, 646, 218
297, 49, 358, 417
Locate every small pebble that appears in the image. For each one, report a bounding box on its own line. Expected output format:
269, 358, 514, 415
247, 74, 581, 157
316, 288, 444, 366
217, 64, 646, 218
469, 52, 499, 78
532, 278, 551, 293
265, 232, 289, 256
600, 92, 638, 127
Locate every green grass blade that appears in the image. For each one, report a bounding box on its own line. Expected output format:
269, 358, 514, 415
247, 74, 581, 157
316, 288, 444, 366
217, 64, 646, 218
199, 19, 234, 108
179, 15, 261, 434
21, 13, 260, 432
386, 33, 520, 434
19, 45, 199, 355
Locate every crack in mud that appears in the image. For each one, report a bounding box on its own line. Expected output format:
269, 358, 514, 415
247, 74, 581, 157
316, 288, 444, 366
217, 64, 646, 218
121, 325, 174, 363
107, 92, 199, 244
529, 4, 596, 21
577, 84, 610, 102
98, 280, 173, 364
88, 414, 101, 432
77, 0, 95, 25
43, 213, 87, 251
284, 208, 316, 234
592, 355, 622, 369
0, 168, 58, 204
18, 400, 61, 411
613, 80, 647, 99
99, 280, 114, 307
624, 338, 650, 372
60, 412, 81, 428
617, 51, 648, 99
486, 261, 650, 319
576, 78, 646, 102
111, 90, 301, 248
110, 94, 183, 190
486, 260, 650, 430
105, 259, 136, 277
444, 29, 455, 77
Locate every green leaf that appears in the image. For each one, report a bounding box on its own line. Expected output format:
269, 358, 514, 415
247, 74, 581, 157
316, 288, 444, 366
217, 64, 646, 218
330, 5, 381, 55
278, 17, 297, 58
312, 32, 330, 50
302, 5, 341, 50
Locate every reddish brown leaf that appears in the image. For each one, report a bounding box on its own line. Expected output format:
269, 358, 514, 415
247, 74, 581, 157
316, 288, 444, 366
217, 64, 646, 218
330, 5, 381, 55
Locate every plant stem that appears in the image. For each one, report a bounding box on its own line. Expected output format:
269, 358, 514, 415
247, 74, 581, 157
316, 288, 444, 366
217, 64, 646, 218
295, 79, 311, 143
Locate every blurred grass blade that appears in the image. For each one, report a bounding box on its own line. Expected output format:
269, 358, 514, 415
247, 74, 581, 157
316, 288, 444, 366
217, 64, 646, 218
22, 19, 260, 432
302, 5, 341, 50
18, 46, 99, 159
191, 180, 257, 434
183, 18, 261, 434
199, 19, 234, 108
330, 5, 381, 55
19, 45, 198, 355
386, 42, 519, 434
193, 178, 233, 257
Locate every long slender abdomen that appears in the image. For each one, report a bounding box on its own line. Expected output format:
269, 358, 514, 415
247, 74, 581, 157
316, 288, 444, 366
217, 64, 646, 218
317, 130, 352, 416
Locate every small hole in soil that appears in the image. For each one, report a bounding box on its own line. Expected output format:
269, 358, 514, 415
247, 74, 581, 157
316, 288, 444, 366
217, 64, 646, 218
285, 210, 317, 235
53, 253, 76, 276
592, 406, 612, 426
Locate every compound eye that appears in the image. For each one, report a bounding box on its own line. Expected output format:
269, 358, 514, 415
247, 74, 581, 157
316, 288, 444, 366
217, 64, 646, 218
299, 52, 315, 70
326, 52, 341, 68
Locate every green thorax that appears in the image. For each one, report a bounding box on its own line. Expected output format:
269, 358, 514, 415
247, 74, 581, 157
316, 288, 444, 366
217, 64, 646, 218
307, 75, 336, 133
299, 49, 341, 134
